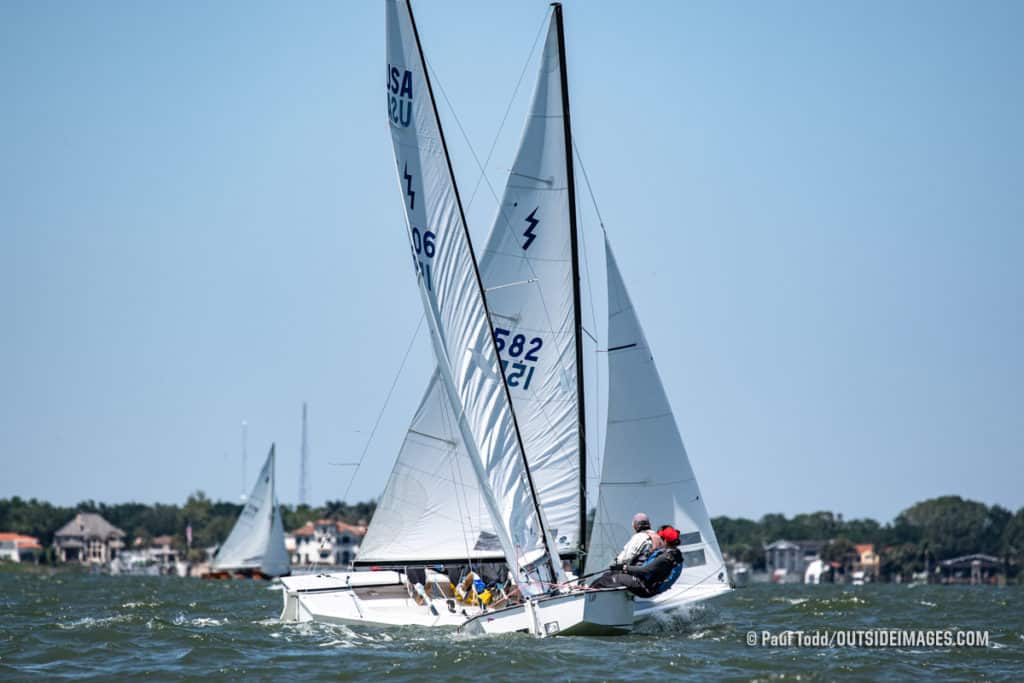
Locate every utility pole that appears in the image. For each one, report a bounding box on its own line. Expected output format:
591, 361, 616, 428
299, 402, 309, 506
240, 420, 248, 501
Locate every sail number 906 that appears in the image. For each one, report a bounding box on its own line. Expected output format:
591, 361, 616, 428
494, 328, 543, 391
410, 226, 436, 290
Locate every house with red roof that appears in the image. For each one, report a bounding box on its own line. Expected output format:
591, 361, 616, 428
0, 532, 43, 563
285, 519, 367, 567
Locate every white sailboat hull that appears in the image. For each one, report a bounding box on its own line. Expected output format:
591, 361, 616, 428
281, 570, 729, 634
459, 588, 634, 637
281, 571, 479, 627
633, 583, 733, 620
282, 573, 633, 636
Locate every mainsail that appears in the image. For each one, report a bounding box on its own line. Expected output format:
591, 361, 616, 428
584, 239, 728, 591
385, 0, 565, 594
212, 444, 290, 577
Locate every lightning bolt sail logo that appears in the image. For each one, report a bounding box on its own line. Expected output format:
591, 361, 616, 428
403, 163, 415, 210
522, 207, 539, 251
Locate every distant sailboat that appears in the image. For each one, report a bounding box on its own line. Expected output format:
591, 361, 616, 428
208, 445, 290, 579
280, 0, 728, 631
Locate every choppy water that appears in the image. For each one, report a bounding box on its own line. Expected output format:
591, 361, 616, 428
1, 569, 1021, 680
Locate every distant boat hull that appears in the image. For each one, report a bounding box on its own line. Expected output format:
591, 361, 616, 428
203, 568, 285, 581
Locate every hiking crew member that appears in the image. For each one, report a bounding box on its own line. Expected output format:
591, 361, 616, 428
593, 526, 685, 598
614, 512, 665, 567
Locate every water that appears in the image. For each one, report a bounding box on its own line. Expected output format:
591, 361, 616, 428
1, 569, 1021, 680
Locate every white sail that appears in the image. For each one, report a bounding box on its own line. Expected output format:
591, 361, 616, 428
212, 445, 290, 577
363, 13, 583, 567
357, 372, 503, 564
585, 239, 728, 593
478, 15, 582, 556
386, 0, 565, 594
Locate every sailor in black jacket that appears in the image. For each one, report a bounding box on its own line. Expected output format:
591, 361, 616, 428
593, 526, 684, 598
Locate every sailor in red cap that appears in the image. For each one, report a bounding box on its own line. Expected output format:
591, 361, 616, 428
593, 525, 685, 598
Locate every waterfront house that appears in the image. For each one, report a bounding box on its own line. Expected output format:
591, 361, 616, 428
286, 519, 367, 567
764, 539, 826, 581
939, 553, 1004, 585
853, 543, 880, 579
148, 535, 179, 568
53, 513, 125, 565
0, 533, 42, 563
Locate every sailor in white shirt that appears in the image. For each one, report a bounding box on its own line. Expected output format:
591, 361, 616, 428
613, 512, 665, 567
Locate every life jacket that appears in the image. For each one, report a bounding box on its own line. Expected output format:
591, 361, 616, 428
641, 548, 683, 595
632, 529, 664, 565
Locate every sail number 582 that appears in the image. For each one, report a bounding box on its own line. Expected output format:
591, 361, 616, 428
494, 328, 543, 391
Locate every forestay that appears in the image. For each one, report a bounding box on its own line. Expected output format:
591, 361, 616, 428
585, 239, 727, 592
356, 372, 503, 564
385, 0, 565, 595
212, 445, 290, 577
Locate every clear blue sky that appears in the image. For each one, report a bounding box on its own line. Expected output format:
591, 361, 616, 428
2, 1, 1021, 522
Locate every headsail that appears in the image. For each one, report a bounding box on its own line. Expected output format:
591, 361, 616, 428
356, 372, 503, 564
585, 239, 728, 592
212, 444, 290, 577
386, 0, 565, 595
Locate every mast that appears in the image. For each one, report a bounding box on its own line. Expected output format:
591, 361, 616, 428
403, 0, 561, 583
552, 2, 588, 560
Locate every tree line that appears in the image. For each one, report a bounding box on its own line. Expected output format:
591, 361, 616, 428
2, 494, 1021, 578
713, 496, 1024, 580
0, 493, 375, 563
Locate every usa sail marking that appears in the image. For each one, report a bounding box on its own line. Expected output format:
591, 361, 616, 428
387, 64, 413, 127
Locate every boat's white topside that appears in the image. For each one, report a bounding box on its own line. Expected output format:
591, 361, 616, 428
280, 568, 731, 633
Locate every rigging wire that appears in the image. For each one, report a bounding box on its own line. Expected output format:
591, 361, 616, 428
463, 10, 552, 211
573, 140, 608, 236
572, 139, 624, 560
575, 176, 604, 528
338, 314, 425, 504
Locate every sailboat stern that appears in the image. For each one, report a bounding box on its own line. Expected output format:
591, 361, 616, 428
459, 587, 634, 637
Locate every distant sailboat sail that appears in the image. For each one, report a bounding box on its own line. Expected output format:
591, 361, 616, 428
585, 239, 728, 593
385, 0, 565, 595
212, 444, 290, 577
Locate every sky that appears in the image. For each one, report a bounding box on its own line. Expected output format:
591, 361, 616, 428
1, 1, 1021, 523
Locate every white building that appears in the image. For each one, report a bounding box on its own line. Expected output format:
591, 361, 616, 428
0, 533, 42, 563
286, 519, 366, 567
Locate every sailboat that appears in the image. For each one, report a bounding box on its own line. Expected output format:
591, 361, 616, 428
280, 0, 729, 633
206, 445, 290, 579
